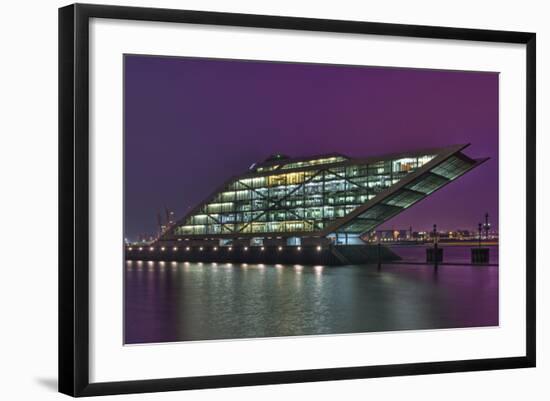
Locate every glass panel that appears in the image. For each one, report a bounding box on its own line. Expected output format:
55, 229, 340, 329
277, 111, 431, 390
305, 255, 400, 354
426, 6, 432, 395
406, 173, 448, 194
383, 190, 424, 208
431, 156, 472, 180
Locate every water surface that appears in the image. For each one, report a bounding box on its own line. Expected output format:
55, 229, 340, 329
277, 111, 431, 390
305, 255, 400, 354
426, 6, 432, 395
125, 258, 498, 344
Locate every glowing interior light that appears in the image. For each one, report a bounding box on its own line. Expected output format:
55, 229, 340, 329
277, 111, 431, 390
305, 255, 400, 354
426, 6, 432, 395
297, 246, 301, 251
128, 247, 132, 251
199, 247, 203, 251
160, 246, 165, 251
213, 247, 218, 251
173, 247, 178, 251
244, 247, 248, 251
185, 247, 190, 251
278, 246, 283, 251
228, 247, 232, 251
138, 247, 143, 251
149, 247, 154, 251
261, 247, 265, 251
317, 246, 322, 251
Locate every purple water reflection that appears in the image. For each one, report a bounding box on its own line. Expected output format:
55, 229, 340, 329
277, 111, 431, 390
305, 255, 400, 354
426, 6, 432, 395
124, 256, 498, 344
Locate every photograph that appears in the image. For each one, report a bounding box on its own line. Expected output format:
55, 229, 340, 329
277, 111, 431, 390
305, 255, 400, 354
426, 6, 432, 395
0, 0, 541, 399
123, 55, 499, 344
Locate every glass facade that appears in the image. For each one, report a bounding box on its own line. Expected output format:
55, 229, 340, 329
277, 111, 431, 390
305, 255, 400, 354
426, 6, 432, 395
336, 154, 478, 234
172, 153, 446, 237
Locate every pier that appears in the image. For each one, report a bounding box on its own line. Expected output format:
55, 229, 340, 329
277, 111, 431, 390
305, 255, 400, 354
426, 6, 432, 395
125, 244, 401, 266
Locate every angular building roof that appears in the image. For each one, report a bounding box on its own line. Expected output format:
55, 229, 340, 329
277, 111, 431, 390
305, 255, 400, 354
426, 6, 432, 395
162, 144, 487, 241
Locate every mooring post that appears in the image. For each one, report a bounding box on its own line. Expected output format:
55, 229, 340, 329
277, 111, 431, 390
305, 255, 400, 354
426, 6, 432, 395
484, 212, 490, 240
471, 221, 490, 264
433, 224, 438, 268
377, 240, 381, 270
478, 222, 482, 248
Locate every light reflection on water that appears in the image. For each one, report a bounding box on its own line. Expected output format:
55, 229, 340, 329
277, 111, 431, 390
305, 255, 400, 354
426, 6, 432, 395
124, 260, 498, 344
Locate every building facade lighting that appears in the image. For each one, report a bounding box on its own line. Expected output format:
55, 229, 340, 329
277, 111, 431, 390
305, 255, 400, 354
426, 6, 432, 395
153, 147, 485, 248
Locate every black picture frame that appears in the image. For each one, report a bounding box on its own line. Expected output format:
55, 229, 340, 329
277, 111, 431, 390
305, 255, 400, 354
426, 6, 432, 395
59, 3, 536, 397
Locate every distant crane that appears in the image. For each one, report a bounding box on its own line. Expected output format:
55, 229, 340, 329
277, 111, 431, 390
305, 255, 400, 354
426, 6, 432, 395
165, 207, 175, 226
154, 208, 176, 239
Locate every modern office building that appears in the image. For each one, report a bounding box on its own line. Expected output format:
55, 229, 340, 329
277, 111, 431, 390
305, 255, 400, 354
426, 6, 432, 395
157, 144, 487, 249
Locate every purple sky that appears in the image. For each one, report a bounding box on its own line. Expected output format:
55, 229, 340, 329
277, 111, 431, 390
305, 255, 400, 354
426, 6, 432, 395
124, 55, 498, 241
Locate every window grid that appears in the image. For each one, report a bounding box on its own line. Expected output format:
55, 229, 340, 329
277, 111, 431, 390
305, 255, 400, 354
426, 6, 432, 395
174, 155, 436, 236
